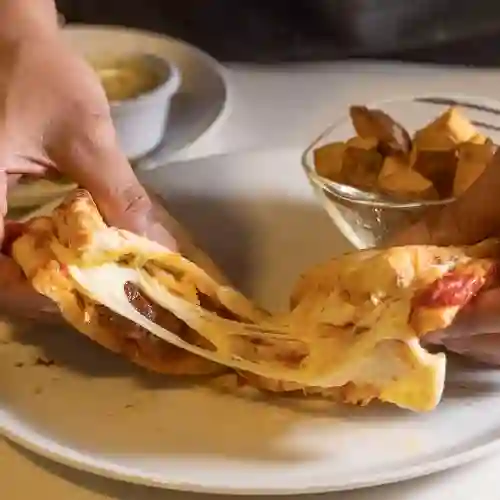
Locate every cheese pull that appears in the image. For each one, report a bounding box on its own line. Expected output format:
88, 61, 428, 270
69, 263, 311, 382
15, 189, 484, 412
67, 260, 446, 411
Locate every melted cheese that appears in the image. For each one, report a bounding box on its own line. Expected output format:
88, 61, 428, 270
68, 261, 446, 411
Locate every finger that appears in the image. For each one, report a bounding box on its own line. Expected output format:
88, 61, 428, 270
432, 288, 500, 341
7, 173, 22, 189
0, 152, 48, 243
0, 148, 52, 176
8, 154, 50, 175
389, 149, 500, 247
442, 333, 500, 366
47, 120, 177, 249
0, 254, 60, 323
13, 169, 63, 185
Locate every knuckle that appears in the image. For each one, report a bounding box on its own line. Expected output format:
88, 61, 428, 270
121, 186, 152, 216
111, 185, 154, 235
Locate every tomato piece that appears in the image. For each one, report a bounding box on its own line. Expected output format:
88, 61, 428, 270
412, 270, 487, 309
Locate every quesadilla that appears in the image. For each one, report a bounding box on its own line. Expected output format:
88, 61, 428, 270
11, 190, 500, 411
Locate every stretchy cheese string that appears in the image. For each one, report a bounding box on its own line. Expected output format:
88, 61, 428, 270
67, 254, 444, 395
41, 220, 447, 411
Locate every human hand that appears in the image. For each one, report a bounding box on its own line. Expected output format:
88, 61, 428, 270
0, 31, 177, 244
0, 9, 176, 322
390, 148, 500, 364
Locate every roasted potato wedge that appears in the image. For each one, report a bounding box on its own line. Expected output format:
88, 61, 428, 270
412, 149, 458, 198
469, 133, 488, 145
378, 169, 438, 200
345, 136, 379, 150
414, 107, 479, 151
340, 147, 383, 191
378, 156, 437, 200
313, 104, 496, 202
378, 155, 409, 179
349, 106, 412, 156
313, 142, 346, 180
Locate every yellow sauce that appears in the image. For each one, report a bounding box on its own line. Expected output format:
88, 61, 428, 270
92, 56, 165, 102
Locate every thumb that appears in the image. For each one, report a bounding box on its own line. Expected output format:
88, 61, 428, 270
389, 148, 500, 247
48, 123, 177, 250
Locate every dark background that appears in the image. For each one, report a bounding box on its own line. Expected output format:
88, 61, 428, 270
56, 0, 500, 66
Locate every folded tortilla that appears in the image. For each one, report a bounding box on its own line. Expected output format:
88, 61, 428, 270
12, 189, 500, 411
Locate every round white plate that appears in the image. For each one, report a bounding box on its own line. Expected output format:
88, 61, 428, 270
63, 25, 230, 170
3, 149, 500, 495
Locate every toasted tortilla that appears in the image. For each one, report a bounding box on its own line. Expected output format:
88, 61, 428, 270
12, 190, 500, 411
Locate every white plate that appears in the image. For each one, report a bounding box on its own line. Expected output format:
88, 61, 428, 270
63, 25, 230, 170
2, 149, 500, 495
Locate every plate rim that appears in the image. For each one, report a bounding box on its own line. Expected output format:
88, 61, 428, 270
2, 407, 500, 495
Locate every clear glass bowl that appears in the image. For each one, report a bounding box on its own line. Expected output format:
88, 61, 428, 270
302, 94, 500, 249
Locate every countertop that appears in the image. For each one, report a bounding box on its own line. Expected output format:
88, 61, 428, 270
4, 61, 500, 499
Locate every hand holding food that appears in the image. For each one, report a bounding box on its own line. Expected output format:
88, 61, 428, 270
391, 148, 500, 365
0, 0, 176, 320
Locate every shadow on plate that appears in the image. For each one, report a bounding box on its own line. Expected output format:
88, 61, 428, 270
158, 192, 351, 305
441, 353, 500, 400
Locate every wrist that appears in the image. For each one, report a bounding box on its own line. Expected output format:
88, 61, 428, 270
0, 0, 60, 45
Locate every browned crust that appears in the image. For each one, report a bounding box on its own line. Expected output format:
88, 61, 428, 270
290, 242, 500, 335
51, 189, 106, 255
12, 191, 226, 376
11, 189, 500, 403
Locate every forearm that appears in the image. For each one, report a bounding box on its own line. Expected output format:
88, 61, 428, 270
0, 0, 59, 43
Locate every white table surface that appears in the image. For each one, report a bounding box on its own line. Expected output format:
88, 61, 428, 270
4, 60, 500, 499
